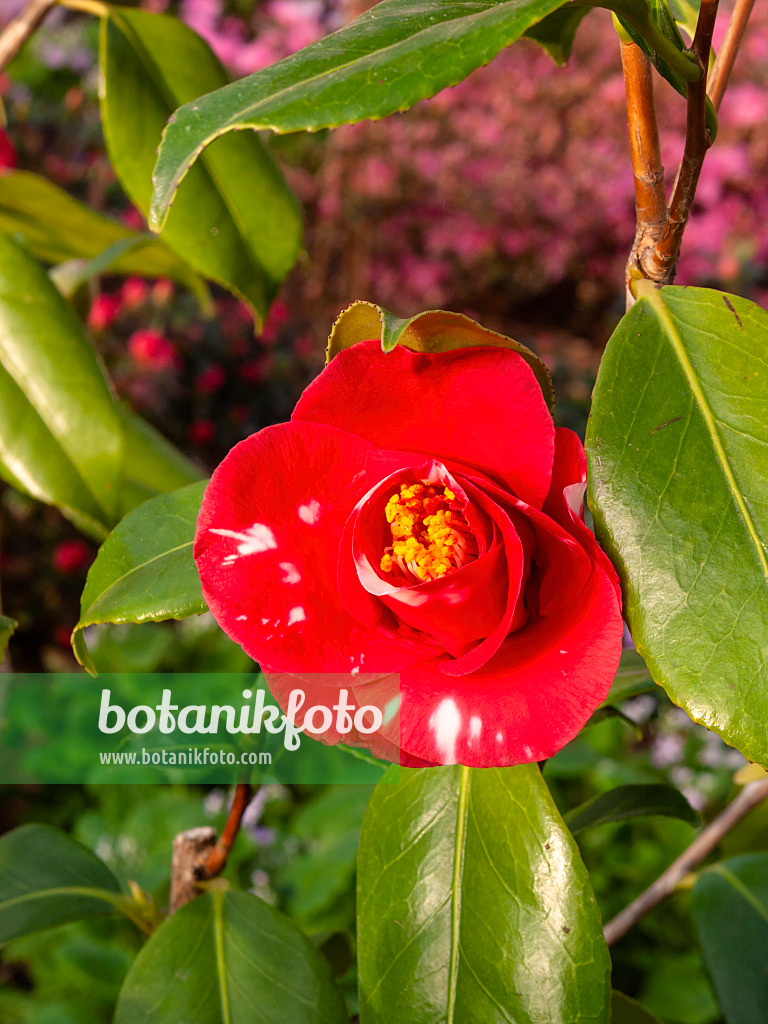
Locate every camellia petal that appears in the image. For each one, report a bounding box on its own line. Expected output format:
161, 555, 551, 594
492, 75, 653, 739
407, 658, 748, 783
293, 341, 556, 508
194, 421, 443, 673
397, 564, 623, 766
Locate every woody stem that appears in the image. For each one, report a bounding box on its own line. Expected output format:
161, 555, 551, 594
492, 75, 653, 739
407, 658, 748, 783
642, 0, 720, 284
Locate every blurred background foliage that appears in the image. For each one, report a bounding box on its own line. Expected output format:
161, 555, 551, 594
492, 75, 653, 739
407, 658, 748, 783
0, 0, 767, 1020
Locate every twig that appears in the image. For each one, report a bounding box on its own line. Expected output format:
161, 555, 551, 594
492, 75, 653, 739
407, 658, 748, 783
620, 40, 667, 304
0, 0, 57, 74
708, 0, 755, 111
643, 0, 720, 284
169, 826, 216, 913
604, 776, 768, 946
203, 782, 252, 879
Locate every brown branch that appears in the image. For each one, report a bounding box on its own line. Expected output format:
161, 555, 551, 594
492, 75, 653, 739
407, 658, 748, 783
620, 40, 667, 303
169, 826, 216, 913
708, 0, 755, 111
604, 776, 768, 946
642, 0, 720, 284
203, 783, 252, 879
0, 0, 57, 74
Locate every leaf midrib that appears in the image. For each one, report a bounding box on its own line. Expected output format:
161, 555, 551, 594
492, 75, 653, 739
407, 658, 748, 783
647, 290, 768, 583
447, 765, 471, 1023
711, 865, 768, 926
212, 891, 232, 1024
0, 884, 122, 912
80, 539, 196, 625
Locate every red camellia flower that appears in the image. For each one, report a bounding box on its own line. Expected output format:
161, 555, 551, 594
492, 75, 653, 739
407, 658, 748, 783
195, 339, 623, 767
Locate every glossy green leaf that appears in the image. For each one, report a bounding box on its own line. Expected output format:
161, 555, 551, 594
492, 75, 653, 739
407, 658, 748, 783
0, 615, 16, 659
113, 889, 350, 1024
587, 285, 768, 766
73, 481, 208, 672
358, 764, 610, 1024
117, 405, 203, 515
101, 8, 301, 325
328, 300, 554, 409
0, 824, 123, 943
611, 991, 663, 1024
692, 853, 768, 1024
150, 0, 704, 227
566, 784, 698, 833
150, 0, 574, 229
0, 170, 206, 297
601, 649, 658, 707
0, 234, 123, 537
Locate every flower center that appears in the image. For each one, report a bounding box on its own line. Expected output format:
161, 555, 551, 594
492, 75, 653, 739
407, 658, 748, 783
379, 481, 478, 583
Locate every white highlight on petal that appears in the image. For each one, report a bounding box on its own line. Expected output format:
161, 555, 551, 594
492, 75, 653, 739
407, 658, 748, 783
430, 698, 462, 765
298, 500, 321, 525
280, 562, 301, 584
496, 731, 503, 743
469, 716, 482, 742
236, 615, 248, 621
287, 606, 306, 625
211, 523, 277, 565
351, 666, 360, 676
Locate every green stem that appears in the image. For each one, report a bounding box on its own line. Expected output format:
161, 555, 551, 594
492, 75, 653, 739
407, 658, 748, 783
577, 0, 702, 82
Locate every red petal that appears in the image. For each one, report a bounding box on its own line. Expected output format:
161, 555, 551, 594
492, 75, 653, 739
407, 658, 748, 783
398, 563, 624, 766
194, 421, 441, 673
293, 341, 555, 508
544, 427, 622, 605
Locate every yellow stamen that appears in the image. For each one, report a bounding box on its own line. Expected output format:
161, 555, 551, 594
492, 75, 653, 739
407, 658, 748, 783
379, 481, 475, 583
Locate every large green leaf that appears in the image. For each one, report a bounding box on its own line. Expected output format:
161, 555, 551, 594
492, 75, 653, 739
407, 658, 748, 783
150, 0, 571, 229
327, 300, 554, 408
692, 854, 768, 1024
73, 481, 208, 672
358, 764, 610, 1024
101, 7, 301, 325
0, 824, 123, 943
150, 0, 701, 229
0, 234, 123, 537
0, 170, 205, 297
587, 285, 768, 766
0, 235, 201, 537
113, 889, 349, 1023
565, 784, 698, 833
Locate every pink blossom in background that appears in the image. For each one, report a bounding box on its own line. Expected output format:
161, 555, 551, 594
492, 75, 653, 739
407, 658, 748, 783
188, 419, 216, 445
127, 329, 180, 372
121, 277, 150, 308
151, 278, 175, 305
87, 293, 121, 331
53, 539, 91, 574
196, 363, 227, 393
